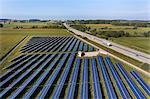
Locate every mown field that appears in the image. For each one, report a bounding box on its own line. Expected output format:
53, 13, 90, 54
3, 22, 48, 28
85, 24, 150, 34
0, 34, 26, 59
0, 29, 71, 36
85, 24, 113, 27
110, 37, 150, 54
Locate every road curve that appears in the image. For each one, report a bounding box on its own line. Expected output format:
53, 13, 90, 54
64, 23, 150, 64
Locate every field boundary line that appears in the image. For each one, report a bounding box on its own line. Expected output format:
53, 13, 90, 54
0, 36, 29, 65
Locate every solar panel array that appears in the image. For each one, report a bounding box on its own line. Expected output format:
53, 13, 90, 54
0, 55, 149, 98
21, 36, 96, 53
0, 36, 149, 99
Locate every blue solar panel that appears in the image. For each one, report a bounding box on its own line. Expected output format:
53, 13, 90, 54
116, 63, 145, 99
21, 37, 67, 53
4, 55, 31, 69
56, 37, 72, 52
73, 40, 80, 51
105, 57, 130, 99
32, 37, 64, 52
131, 71, 150, 96
0, 54, 50, 98
49, 37, 68, 52
21, 37, 60, 52
80, 58, 88, 99
11, 55, 25, 62
90, 46, 94, 51
97, 56, 117, 99
9, 54, 57, 98
91, 58, 102, 99
22, 39, 53, 52
38, 53, 70, 98
21, 54, 62, 98
52, 53, 76, 98
84, 44, 88, 52
68, 39, 77, 51
79, 42, 83, 51
0, 54, 38, 83
0, 54, 42, 90
66, 59, 81, 99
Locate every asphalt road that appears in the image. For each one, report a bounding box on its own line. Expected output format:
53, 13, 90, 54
64, 23, 150, 64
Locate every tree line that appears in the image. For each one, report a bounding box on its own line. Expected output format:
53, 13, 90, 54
67, 20, 150, 27
111, 21, 149, 27
70, 24, 150, 38
67, 20, 112, 24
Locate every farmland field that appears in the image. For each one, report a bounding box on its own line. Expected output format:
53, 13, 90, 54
0, 36, 149, 99
0, 29, 71, 36
85, 24, 113, 27
0, 34, 26, 59
110, 37, 150, 54
85, 24, 150, 34
3, 22, 48, 28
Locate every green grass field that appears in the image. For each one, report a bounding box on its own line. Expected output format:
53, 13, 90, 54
0, 34, 26, 59
3, 22, 48, 28
0, 29, 71, 36
85, 24, 113, 27
110, 37, 150, 54
85, 24, 150, 35
86, 24, 134, 29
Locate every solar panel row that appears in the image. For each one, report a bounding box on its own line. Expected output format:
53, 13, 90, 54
97, 56, 117, 99
21, 37, 96, 53
1, 55, 148, 98
116, 63, 145, 98
0, 47, 148, 99
130, 71, 150, 96
105, 57, 130, 98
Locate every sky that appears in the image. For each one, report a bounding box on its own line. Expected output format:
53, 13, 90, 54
0, 0, 149, 20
